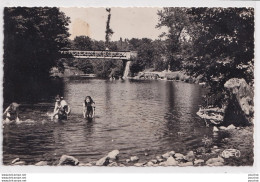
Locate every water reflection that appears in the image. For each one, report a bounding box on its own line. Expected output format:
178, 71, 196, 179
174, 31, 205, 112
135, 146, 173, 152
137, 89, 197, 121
3, 78, 211, 164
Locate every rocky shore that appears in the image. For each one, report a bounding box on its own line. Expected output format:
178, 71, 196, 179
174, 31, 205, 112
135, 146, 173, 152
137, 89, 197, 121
9, 124, 253, 167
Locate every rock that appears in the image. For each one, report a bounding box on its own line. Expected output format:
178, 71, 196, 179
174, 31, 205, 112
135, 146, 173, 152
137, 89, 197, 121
134, 163, 144, 167
174, 153, 184, 160
169, 151, 176, 156
35, 161, 48, 166
213, 146, 218, 149
11, 158, 20, 164
108, 162, 118, 167
213, 126, 219, 132
156, 156, 164, 162
227, 124, 236, 130
209, 162, 224, 166
162, 152, 170, 159
107, 150, 119, 160
206, 157, 224, 166
224, 78, 254, 124
144, 152, 149, 156
96, 156, 110, 166
164, 156, 178, 166
126, 159, 131, 163
13, 161, 26, 165
90, 161, 96, 165
119, 164, 125, 167
95, 150, 120, 166
194, 159, 204, 165
219, 126, 227, 130
196, 108, 224, 122
78, 163, 93, 166
185, 151, 195, 162
58, 155, 79, 166
147, 161, 154, 167
177, 132, 184, 136
130, 156, 139, 162
211, 147, 221, 154
151, 159, 157, 164
178, 162, 193, 167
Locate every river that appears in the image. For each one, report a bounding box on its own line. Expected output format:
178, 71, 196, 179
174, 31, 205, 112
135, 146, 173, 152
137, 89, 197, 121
3, 78, 214, 165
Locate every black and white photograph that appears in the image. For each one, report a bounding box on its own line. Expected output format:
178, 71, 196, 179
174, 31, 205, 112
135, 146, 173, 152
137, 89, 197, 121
2, 7, 255, 167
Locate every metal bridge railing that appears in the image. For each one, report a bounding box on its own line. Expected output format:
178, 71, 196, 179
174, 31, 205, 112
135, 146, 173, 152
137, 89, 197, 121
60, 50, 137, 60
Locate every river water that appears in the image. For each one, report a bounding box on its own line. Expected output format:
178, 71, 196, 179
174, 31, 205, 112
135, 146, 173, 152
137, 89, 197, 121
3, 78, 213, 165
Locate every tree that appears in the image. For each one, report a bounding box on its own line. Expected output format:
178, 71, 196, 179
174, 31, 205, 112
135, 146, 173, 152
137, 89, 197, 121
157, 8, 195, 71
4, 7, 70, 101
105, 8, 114, 49
73, 36, 93, 50
73, 59, 94, 74
128, 38, 166, 74
157, 8, 254, 94
185, 8, 254, 91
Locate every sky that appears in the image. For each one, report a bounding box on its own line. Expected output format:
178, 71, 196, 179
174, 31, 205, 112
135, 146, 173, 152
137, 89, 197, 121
60, 7, 167, 41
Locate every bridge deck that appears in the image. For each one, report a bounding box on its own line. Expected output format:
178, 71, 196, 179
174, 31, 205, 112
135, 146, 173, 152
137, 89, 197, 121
60, 50, 137, 60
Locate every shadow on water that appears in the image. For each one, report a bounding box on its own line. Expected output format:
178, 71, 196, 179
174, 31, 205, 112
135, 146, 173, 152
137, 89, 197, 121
3, 78, 65, 106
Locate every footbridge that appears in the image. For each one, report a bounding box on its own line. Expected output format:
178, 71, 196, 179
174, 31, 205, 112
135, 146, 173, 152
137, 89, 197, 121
60, 50, 137, 60
60, 50, 137, 78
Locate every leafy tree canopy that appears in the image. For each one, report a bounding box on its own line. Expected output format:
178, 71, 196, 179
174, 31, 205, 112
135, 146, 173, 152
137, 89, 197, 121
4, 7, 70, 101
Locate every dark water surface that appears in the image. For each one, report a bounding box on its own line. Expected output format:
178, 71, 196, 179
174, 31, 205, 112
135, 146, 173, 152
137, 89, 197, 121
3, 78, 213, 165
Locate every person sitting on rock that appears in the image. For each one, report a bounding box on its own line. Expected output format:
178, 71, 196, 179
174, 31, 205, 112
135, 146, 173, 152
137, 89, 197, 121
83, 96, 95, 119
3, 102, 20, 122
52, 95, 71, 120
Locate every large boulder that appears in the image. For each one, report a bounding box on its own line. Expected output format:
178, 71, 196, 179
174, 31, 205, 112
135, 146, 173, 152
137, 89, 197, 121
224, 78, 254, 124
185, 151, 195, 162
35, 161, 48, 166
96, 150, 120, 166
162, 152, 171, 159
178, 162, 193, 167
130, 156, 139, 162
106, 150, 119, 160
96, 156, 110, 166
174, 153, 184, 161
164, 157, 178, 166
206, 157, 224, 166
194, 159, 204, 165
58, 155, 79, 166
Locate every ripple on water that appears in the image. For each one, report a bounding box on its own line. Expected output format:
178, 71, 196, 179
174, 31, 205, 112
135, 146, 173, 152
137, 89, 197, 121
3, 79, 211, 165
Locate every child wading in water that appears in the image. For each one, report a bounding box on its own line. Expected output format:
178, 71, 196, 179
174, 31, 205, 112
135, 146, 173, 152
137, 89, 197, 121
3, 102, 20, 122
52, 95, 71, 120
83, 96, 95, 119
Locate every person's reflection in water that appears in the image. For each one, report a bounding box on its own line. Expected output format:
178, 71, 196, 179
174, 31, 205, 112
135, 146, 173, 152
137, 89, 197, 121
84, 119, 95, 139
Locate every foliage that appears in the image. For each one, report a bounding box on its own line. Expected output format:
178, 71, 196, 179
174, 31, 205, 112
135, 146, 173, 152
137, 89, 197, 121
105, 8, 114, 48
157, 8, 196, 71
186, 8, 254, 91
4, 7, 70, 101
157, 7, 254, 97
73, 36, 93, 50
91, 59, 123, 78
72, 59, 94, 74
128, 38, 166, 74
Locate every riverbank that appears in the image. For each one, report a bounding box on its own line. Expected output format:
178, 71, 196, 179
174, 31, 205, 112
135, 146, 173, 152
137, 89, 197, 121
9, 125, 253, 166
131, 70, 202, 84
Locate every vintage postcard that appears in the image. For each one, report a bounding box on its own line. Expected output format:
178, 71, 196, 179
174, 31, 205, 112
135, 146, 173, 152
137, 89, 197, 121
1, 6, 256, 170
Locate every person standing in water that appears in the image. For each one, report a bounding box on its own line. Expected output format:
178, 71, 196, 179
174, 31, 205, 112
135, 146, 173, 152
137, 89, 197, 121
3, 102, 20, 122
83, 96, 95, 119
52, 95, 71, 120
